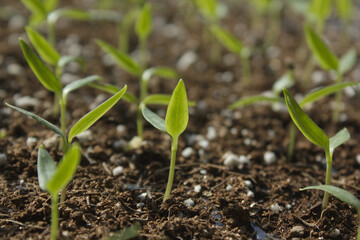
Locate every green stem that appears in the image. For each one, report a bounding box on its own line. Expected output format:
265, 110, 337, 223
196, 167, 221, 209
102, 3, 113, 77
357, 210, 360, 240
163, 137, 178, 202
332, 72, 343, 123
47, 22, 56, 47
136, 106, 143, 139
302, 56, 315, 90
59, 97, 67, 151
287, 123, 297, 161
50, 193, 59, 240
241, 55, 251, 87
322, 149, 332, 210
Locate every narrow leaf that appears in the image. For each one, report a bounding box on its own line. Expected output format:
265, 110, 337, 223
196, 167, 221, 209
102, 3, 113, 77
339, 48, 357, 75
135, 3, 152, 41
63, 75, 101, 97
165, 80, 189, 138
103, 223, 141, 240
210, 25, 243, 54
37, 145, 57, 191
19, 38, 62, 95
26, 27, 60, 66
44, 0, 58, 12
68, 85, 127, 142
195, 0, 217, 19
5, 103, 67, 144
304, 25, 338, 71
329, 128, 350, 154
48, 8, 91, 25
272, 70, 295, 96
142, 67, 179, 83
88, 83, 138, 105
142, 94, 171, 106
141, 106, 167, 133
46, 143, 81, 194
300, 82, 360, 107
283, 89, 329, 150
21, 0, 47, 17
228, 95, 283, 110
96, 39, 141, 76
334, 0, 353, 22
301, 185, 360, 210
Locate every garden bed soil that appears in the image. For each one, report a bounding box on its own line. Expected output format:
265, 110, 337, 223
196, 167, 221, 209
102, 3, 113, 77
1, 0, 360, 239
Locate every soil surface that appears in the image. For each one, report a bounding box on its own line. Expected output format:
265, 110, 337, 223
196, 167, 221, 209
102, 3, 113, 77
1, 1, 360, 239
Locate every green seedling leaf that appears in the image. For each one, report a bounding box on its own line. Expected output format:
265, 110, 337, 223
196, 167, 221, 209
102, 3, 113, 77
283, 89, 329, 150
329, 128, 350, 154
142, 67, 179, 83
88, 10, 122, 22
37, 145, 57, 191
300, 82, 360, 107
5, 103, 67, 144
309, 0, 331, 23
104, 223, 141, 240
19, 38, 62, 95
210, 25, 243, 54
135, 3, 152, 41
89, 83, 138, 105
26, 27, 60, 66
272, 70, 295, 96
68, 85, 127, 142
228, 95, 283, 110
21, 0, 47, 18
63, 75, 101, 97
304, 25, 338, 71
46, 143, 81, 194
301, 185, 360, 210
96, 39, 142, 76
44, 0, 58, 12
142, 94, 196, 107
335, 0, 353, 22
195, 0, 217, 19
165, 80, 189, 138
339, 49, 357, 75
47, 8, 91, 25
141, 106, 166, 133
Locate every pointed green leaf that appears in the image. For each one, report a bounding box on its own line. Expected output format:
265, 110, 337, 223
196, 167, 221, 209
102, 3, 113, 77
142, 67, 179, 83
304, 25, 338, 71
5, 103, 67, 144
141, 106, 166, 133
300, 82, 360, 107
339, 48, 357, 75
228, 95, 283, 110
19, 38, 62, 95
329, 128, 350, 154
210, 25, 243, 54
165, 80, 189, 138
334, 0, 353, 22
88, 83, 138, 105
26, 27, 60, 66
63, 75, 101, 97
68, 85, 127, 142
135, 3, 152, 41
37, 145, 57, 191
301, 185, 360, 210
21, 0, 47, 18
283, 89, 329, 150
46, 143, 81, 194
47, 8, 91, 25
195, 0, 217, 19
142, 94, 172, 106
44, 0, 58, 12
272, 70, 295, 96
96, 39, 141, 76
310, 0, 331, 23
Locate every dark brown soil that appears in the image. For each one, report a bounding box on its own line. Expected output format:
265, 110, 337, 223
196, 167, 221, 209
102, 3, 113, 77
1, 1, 360, 239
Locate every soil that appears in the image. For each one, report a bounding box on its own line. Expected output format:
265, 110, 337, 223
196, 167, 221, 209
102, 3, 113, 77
1, 0, 360, 239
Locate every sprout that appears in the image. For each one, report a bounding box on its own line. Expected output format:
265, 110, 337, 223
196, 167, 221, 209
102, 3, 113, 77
141, 80, 189, 202
283, 89, 350, 210
135, 3, 152, 67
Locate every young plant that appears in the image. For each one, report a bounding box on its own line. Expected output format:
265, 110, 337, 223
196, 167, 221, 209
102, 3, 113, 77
283, 89, 350, 210
141, 80, 189, 202
301, 185, 360, 240
304, 25, 357, 123
37, 143, 81, 240
135, 3, 152, 67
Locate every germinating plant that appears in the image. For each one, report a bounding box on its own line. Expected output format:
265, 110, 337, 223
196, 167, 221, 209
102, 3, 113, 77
37, 143, 81, 240
301, 185, 360, 240
283, 89, 350, 210
141, 79, 189, 202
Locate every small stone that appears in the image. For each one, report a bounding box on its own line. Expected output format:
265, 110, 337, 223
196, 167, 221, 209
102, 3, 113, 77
60, 73, 78, 85
356, 154, 360, 165
198, 139, 209, 149
0, 153, 7, 166
116, 125, 127, 135
226, 185, 233, 191
19, 179, 25, 185
14, 95, 40, 108
62, 231, 70, 237
311, 70, 325, 85
237, 155, 250, 170
194, 185, 201, 193
136, 203, 145, 208
206, 126, 217, 140
176, 51, 197, 71
290, 225, 305, 237
328, 228, 340, 238
112, 166, 124, 176
247, 190, 254, 198
126, 136, 142, 151
113, 139, 128, 151
7, 63, 23, 76
270, 203, 281, 213
244, 138, 251, 145
264, 151, 277, 165
285, 204, 292, 210
26, 137, 37, 147
76, 130, 92, 144
184, 198, 194, 207
181, 147, 193, 158
223, 152, 239, 170
8, 15, 26, 30
200, 169, 207, 175
138, 193, 147, 201
43, 135, 60, 148
244, 180, 253, 188
214, 71, 234, 83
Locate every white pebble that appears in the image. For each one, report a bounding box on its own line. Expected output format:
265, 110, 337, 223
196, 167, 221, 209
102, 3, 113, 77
7, 63, 23, 76
223, 152, 239, 170
113, 139, 128, 151
8, 15, 26, 30
75, 130, 92, 144
264, 151, 277, 165
43, 135, 60, 148
244, 138, 251, 145
176, 51, 197, 71
285, 204, 292, 209
14, 95, 40, 108
214, 71, 234, 83
26, 137, 37, 147
136, 203, 145, 208
181, 147, 193, 158
19, 179, 25, 185
270, 203, 281, 212
311, 70, 325, 85
0, 153, 7, 166
60, 73, 78, 85
329, 228, 340, 238
206, 126, 217, 140
226, 185, 233, 191
116, 125, 127, 135
183, 198, 194, 207
244, 180, 253, 188
112, 166, 124, 176
194, 185, 201, 193
290, 225, 305, 237
237, 155, 250, 170
138, 193, 147, 201
200, 169, 207, 175
198, 139, 209, 149
356, 154, 360, 165
247, 190, 254, 198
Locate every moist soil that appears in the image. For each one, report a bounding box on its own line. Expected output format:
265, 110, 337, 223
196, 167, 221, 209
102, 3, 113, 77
1, 1, 360, 239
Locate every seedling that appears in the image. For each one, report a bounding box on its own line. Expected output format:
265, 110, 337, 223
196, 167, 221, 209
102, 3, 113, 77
305, 25, 357, 122
301, 185, 360, 240
283, 89, 350, 210
135, 3, 152, 67
37, 143, 81, 240
141, 80, 189, 202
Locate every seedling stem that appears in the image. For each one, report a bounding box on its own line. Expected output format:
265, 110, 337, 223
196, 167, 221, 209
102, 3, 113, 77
50, 193, 59, 240
322, 148, 332, 210
164, 137, 178, 202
